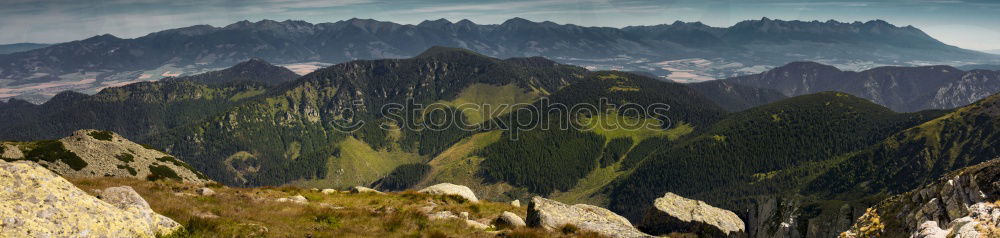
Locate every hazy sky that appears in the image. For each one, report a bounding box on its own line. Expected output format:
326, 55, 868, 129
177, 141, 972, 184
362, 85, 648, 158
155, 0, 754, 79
1, 0, 998, 51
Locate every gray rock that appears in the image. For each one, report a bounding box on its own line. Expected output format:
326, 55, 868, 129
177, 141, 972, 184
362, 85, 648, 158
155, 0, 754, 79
0, 161, 181, 237
418, 183, 479, 203
459, 211, 470, 220
842, 158, 1000, 237
465, 219, 490, 230
527, 196, 651, 238
99, 186, 152, 210
276, 195, 307, 204
511, 200, 521, 207
494, 211, 526, 230
638, 192, 746, 238
289, 195, 307, 203
429, 211, 458, 220
321, 189, 338, 194
196, 187, 215, 196
350, 186, 383, 194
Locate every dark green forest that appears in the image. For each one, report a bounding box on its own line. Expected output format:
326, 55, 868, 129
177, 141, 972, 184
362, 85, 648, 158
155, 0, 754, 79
607, 92, 949, 220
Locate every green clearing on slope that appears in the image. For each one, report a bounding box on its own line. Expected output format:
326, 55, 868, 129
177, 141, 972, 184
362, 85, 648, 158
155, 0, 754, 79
293, 137, 426, 189
550, 117, 693, 206
418, 131, 524, 201
437, 84, 542, 125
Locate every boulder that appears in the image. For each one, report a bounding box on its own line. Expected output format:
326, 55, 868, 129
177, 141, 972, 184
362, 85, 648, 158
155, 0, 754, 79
350, 186, 383, 194
493, 211, 527, 230
527, 196, 651, 238
465, 219, 490, 230
429, 211, 458, 220
196, 187, 215, 196
277, 195, 308, 204
638, 192, 746, 238
289, 195, 308, 203
321, 189, 338, 194
511, 200, 521, 207
418, 183, 479, 203
0, 160, 181, 237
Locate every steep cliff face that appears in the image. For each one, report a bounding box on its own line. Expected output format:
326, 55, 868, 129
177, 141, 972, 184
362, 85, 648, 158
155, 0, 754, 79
842, 158, 1000, 237
1, 129, 209, 183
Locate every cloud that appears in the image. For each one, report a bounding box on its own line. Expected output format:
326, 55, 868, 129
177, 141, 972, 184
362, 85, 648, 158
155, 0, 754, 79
258, 0, 374, 9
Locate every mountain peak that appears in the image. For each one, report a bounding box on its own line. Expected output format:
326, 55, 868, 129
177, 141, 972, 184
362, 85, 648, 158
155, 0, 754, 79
415, 46, 489, 59
165, 57, 298, 86
774, 61, 843, 72
502, 17, 535, 26
239, 57, 272, 66
417, 18, 453, 28
83, 34, 122, 42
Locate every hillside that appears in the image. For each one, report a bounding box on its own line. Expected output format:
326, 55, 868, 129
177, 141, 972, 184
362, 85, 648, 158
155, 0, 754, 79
1, 129, 209, 183
0, 42, 49, 54
2, 18, 997, 103
605, 92, 948, 236
163, 58, 300, 86
805, 92, 1000, 200
725, 62, 1000, 112
145, 47, 588, 187
0, 59, 287, 141
469, 71, 726, 199
688, 80, 788, 112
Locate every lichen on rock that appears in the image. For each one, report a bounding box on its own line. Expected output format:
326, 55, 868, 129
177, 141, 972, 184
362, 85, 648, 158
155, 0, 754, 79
0, 160, 182, 237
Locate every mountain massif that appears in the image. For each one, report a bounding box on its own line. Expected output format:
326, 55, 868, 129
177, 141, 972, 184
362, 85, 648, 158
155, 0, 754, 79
3, 47, 1000, 237
0, 42, 49, 54
2, 18, 997, 103
722, 62, 1000, 112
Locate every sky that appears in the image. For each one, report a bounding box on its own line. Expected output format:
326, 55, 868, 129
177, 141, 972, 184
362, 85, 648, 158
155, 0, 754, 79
0, 0, 998, 51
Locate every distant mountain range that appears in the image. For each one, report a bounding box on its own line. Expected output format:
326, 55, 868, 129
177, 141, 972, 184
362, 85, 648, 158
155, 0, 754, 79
723, 62, 1000, 112
3, 47, 1000, 237
0, 43, 49, 55
2, 17, 998, 103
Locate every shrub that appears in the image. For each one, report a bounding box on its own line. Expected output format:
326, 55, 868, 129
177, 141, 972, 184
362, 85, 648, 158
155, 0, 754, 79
148, 165, 182, 181
24, 140, 88, 171
117, 164, 137, 176
87, 130, 114, 141
559, 224, 579, 234
115, 153, 134, 163
371, 164, 431, 191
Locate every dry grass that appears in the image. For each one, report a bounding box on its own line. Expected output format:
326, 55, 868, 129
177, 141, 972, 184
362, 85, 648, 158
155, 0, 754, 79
69, 177, 598, 238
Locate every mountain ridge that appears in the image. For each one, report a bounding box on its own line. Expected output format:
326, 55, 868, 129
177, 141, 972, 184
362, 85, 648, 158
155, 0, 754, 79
724, 61, 1000, 112
3, 17, 996, 103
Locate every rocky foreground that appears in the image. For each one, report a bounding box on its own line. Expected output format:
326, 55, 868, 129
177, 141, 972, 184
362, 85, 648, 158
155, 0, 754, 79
0, 157, 753, 237
0, 160, 180, 237
842, 159, 1000, 238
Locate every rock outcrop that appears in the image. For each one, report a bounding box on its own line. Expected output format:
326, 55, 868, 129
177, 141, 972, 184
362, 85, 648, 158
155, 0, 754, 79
639, 192, 747, 237
350, 186, 383, 194
419, 183, 479, 203
527, 196, 651, 238
494, 211, 527, 230
842, 158, 1000, 238
0, 129, 209, 183
0, 160, 181, 237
